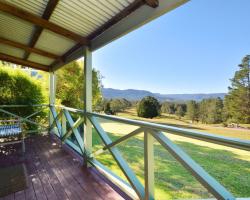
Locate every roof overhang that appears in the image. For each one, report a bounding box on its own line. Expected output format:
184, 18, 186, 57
0, 0, 189, 72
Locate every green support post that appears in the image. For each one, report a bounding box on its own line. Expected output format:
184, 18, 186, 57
49, 71, 56, 130
83, 47, 92, 164
144, 131, 154, 200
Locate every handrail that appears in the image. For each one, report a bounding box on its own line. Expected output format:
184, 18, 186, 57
2, 104, 249, 200
53, 104, 84, 113
0, 104, 49, 108
87, 112, 250, 151
49, 105, 250, 151
0, 108, 47, 129
0, 105, 49, 134
50, 105, 249, 199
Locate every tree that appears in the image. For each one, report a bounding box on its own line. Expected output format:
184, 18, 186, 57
120, 98, 132, 110
175, 104, 186, 119
94, 98, 132, 114
198, 98, 223, 124
110, 99, 123, 114
186, 100, 199, 122
214, 98, 224, 123
104, 101, 113, 115
224, 55, 250, 123
161, 101, 175, 114
199, 99, 208, 123
56, 61, 102, 109
137, 96, 160, 118
206, 98, 223, 124
109, 98, 132, 114
93, 98, 105, 112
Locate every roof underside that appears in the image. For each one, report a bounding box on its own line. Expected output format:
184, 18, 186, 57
0, 0, 188, 72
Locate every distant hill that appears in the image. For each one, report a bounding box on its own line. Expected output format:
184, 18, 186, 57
102, 88, 226, 102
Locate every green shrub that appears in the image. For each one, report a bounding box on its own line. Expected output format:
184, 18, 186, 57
104, 101, 113, 115
137, 96, 160, 118
0, 67, 46, 132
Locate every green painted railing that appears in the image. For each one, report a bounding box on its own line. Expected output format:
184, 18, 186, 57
0, 104, 49, 134
1, 104, 249, 200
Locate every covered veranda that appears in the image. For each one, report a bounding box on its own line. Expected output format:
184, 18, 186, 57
0, 0, 249, 199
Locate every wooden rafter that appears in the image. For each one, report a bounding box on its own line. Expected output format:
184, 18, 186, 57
0, 37, 59, 59
23, 0, 59, 60
88, 0, 146, 40
144, 0, 159, 8
0, 1, 89, 45
88, 0, 159, 40
50, 43, 81, 68
50, 0, 158, 69
0, 53, 49, 71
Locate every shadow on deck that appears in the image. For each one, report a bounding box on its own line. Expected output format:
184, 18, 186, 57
0, 135, 129, 200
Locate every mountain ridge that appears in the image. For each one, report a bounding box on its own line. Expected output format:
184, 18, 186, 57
102, 88, 226, 101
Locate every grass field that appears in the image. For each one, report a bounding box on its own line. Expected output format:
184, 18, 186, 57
117, 108, 250, 140
92, 108, 250, 199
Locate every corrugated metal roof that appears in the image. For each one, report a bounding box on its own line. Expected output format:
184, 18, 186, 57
28, 53, 54, 66
49, 0, 134, 37
116, 0, 131, 7
3, 0, 48, 16
34, 29, 76, 55
0, 0, 188, 71
0, 11, 34, 44
0, 43, 25, 58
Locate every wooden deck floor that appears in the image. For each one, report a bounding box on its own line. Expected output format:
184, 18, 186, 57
0, 135, 127, 200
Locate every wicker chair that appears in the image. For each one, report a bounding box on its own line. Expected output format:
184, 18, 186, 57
0, 119, 25, 154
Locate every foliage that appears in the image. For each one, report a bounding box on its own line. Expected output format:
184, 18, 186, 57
56, 61, 102, 109
161, 98, 225, 124
161, 101, 175, 114
186, 100, 199, 122
199, 98, 223, 124
110, 98, 131, 114
175, 103, 186, 119
224, 55, 250, 123
120, 98, 132, 108
97, 98, 132, 115
103, 100, 113, 115
0, 66, 46, 130
93, 98, 106, 112
137, 96, 160, 118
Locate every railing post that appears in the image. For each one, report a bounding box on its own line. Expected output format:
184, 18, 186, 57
49, 71, 56, 129
144, 131, 154, 200
83, 47, 92, 162
61, 110, 66, 138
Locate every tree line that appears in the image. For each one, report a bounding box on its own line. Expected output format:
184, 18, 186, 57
161, 98, 224, 124
95, 96, 225, 125
132, 95, 225, 124
95, 98, 132, 114
135, 55, 250, 124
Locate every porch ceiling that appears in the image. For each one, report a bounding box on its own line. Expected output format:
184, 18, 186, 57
0, 0, 188, 72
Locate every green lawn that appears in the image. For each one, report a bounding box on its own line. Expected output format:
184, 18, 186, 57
91, 109, 250, 199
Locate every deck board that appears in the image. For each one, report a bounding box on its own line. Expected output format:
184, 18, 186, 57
0, 135, 127, 200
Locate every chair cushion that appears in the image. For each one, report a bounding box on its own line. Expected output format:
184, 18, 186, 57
0, 125, 21, 137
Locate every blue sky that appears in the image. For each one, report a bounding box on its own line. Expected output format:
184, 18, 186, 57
93, 0, 250, 94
